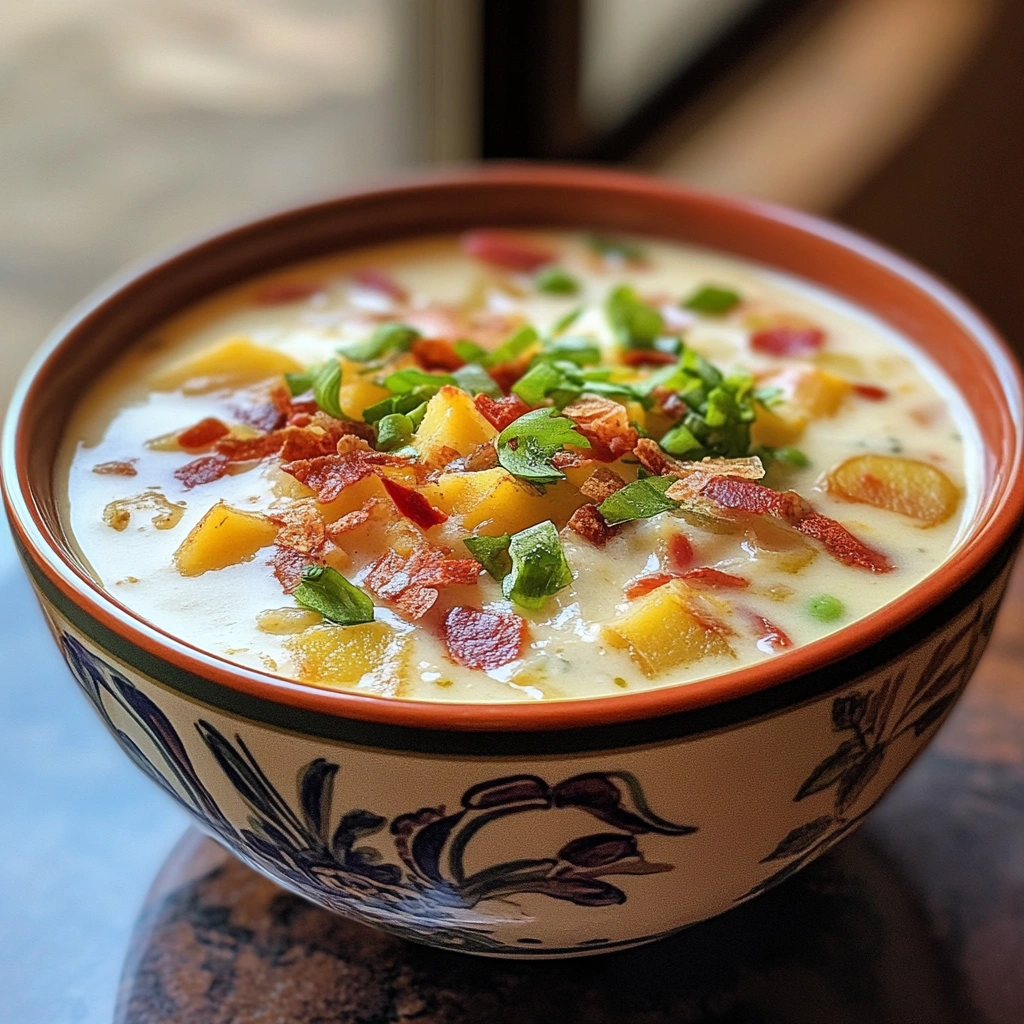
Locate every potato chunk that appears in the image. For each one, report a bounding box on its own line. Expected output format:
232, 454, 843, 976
421, 468, 584, 535
151, 336, 303, 391
825, 454, 960, 525
752, 367, 851, 446
286, 622, 409, 695
174, 503, 277, 576
412, 386, 497, 463
602, 581, 734, 677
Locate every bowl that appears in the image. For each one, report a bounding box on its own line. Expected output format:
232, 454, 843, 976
4, 166, 1023, 958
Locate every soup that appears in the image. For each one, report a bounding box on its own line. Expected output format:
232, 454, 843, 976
58, 231, 977, 702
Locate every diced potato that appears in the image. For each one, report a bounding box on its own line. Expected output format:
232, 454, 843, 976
151, 336, 303, 392
338, 373, 391, 420
256, 608, 323, 635
412, 386, 497, 463
422, 468, 584, 535
752, 367, 851, 446
318, 474, 390, 521
602, 581, 734, 677
825, 454, 960, 525
286, 622, 410, 695
743, 517, 817, 574
173, 503, 278, 576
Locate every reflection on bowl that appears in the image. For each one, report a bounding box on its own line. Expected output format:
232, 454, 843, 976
4, 167, 1023, 956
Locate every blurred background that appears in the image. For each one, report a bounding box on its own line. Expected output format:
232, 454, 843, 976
2, 0, 1021, 413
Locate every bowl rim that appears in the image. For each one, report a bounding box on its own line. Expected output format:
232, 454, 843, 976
4, 163, 1024, 734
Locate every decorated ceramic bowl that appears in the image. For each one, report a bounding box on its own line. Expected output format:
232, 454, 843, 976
4, 167, 1023, 958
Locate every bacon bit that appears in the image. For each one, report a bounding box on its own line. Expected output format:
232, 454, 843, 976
853, 383, 888, 401
325, 500, 387, 539
621, 349, 678, 367
797, 512, 894, 573
177, 417, 230, 450
550, 448, 595, 470
460, 230, 555, 272
267, 501, 326, 557
443, 606, 528, 670
567, 504, 618, 547
460, 442, 500, 473
488, 356, 533, 394
683, 567, 750, 589
363, 546, 481, 619
474, 393, 530, 430
215, 433, 285, 462
750, 326, 825, 357
579, 466, 626, 503
270, 545, 312, 594
624, 572, 680, 600
255, 281, 322, 305
411, 338, 466, 372
562, 395, 639, 460
92, 460, 137, 477
634, 438, 684, 477
174, 454, 230, 489
283, 448, 413, 503
654, 389, 687, 422
238, 401, 288, 433
380, 477, 448, 530
699, 477, 812, 521
668, 533, 695, 570
351, 267, 408, 303
748, 612, 793, 653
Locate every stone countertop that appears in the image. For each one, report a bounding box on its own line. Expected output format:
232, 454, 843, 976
3, 514, 1020, 1023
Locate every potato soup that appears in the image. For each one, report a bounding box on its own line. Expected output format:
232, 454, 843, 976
58, 231, 978, 702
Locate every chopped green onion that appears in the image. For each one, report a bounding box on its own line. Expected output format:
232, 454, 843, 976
452, 362, 502, 398
338, 322, 419, 363
463, 534, 512, 582
536, 335, 601, 367
284, 370, 315, 396
551, 304, 584, 335
535, 266, 579, 295
503, 521, 573, 610
772, 447, 810, 469
808, 594, 844, 622
597, 476, 678, 526
312, 359, 345, 419
605, 285, 664, 350
376, 413, 414, 451
683, 285, 741, 316
294, 565, 374, 625
383, 367, 455, 395
659, 423, 702, 458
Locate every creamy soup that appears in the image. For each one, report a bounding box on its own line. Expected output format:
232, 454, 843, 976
59, 231, 978, 702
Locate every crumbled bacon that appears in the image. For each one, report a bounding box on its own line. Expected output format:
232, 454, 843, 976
267, 501, 327, 557
668, 533, 695, 571
452, 442, 499, 473
443, 606, 527, 670
411, 338, 465, 372
325, 500, 387, 539
634, 437, 683, 477
460, 230, 555, 272
92, 460, 137, 477
683, 567, 750, 589
215, 433, 285, 463
351, 267, 408, 303
621, 349, 678, 367
474, 394, 530, 431
567, 504, 618, 547
215, 417, 374, 466
853, 383, 888, 401
748, 612, 793, 652
255, 281, 322, 305
363, 546, 480, 619
488, 357, 533, 395
652, 388, 687, 423
235, 383, 291, 433
691, 477, 811, 521
178, 417, 230, 450
624, 572, 679, 600
750, 326, 825, 357
282, 448, 414, 503
579, 466, 626, 503
174, 454, 230, 489
270, 545, 312, 593
797, 512, 894, 572
562, 396, 639, 460
379, 477, 448, 530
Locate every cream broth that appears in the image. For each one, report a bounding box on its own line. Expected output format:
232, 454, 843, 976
58, 233, 978, 702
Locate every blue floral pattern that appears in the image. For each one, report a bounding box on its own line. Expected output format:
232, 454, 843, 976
60, 633, 696, 953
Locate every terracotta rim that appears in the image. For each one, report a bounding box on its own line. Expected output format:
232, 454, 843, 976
4, 164, 1023, 733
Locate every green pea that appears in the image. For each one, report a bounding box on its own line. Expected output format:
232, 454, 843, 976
808, 594, 844, 622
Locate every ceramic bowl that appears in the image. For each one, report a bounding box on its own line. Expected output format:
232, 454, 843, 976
4, 167, 1023, 958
